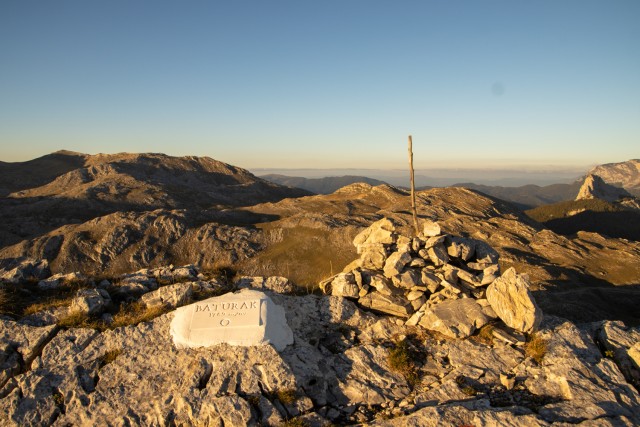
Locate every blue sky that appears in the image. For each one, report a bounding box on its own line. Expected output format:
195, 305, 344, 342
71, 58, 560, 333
0, 1, 638, 172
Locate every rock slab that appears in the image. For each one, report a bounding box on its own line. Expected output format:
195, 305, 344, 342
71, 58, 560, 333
170, 289, 293, 351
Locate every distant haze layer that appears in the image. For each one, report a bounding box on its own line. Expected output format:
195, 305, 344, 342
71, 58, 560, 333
251, 167, 587, 187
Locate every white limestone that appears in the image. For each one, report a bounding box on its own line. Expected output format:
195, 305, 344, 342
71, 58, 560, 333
170, 289, 293, 351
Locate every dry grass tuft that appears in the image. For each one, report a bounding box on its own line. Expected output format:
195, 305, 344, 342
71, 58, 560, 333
280, 418, 310, 427
525, 333, 548, 364
276, 388, 298, 405
57, 309, 90, 328
110, 302, 167, 329
99, 349, 121, 368
475, 324, 495, 346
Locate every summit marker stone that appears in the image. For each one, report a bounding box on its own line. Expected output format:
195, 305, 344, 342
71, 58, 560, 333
170, 289, 293, 351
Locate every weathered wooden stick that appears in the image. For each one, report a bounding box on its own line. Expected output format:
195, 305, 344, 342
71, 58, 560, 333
408, 135, 420, 236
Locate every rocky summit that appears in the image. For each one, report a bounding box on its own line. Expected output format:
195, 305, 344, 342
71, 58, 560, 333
0, 219, 639, 426
1, 153, 640, 426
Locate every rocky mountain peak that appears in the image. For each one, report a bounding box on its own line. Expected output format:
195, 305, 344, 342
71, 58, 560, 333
575, 174, 633, 202
587, 159, 640, 191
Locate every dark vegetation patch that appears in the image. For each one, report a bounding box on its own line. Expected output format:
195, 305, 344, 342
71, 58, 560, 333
526, 199, 640, 241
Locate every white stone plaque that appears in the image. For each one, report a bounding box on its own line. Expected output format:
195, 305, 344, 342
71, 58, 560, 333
190, 298, 261, 329
170, 289, 293, 351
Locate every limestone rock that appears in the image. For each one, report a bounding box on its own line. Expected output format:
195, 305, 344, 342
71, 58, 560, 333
418, 299, 489, 338
0, 258, 50, 284
426, 244, 449, 266
359, 244, 388, 270
486, 267, 542, 333
236, 276, 294, 294
141, 282, 193, 309
353, 218, 396, 246
70, 288, 111, 316
422, 220, 441, 237
358, 293, 413, 318
576, 173, 634, 202
329, 273, 360, 299
383, 251, 411, 277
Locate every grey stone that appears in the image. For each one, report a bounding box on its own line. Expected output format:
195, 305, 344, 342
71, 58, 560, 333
383, 251, 411, 277
70, 288, 111, 316
353, 218, 396, 246
422, 220, 442, 237
141, 282, 193, 309
358, 293, 413, 318
329, 273, 359, 299
418, 299, 490, 338
486, 267, 542, 333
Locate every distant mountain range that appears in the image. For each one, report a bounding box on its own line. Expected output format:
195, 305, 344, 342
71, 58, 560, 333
259, 174, 387, 194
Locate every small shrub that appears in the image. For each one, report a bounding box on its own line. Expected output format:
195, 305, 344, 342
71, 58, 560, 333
475, 324, 495, 345
525, 333, 547, 363
604, 350, 614, 358
52, 390, 64, 406
461, 386, 477, 396
388, 339, 420, 386
246, 395, 261, 407
276, 388, 298, 405
280, 418, 310, 427
99, 349, 121, 368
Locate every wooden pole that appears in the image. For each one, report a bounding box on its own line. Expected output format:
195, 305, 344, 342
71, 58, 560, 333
408, 135, 420, 236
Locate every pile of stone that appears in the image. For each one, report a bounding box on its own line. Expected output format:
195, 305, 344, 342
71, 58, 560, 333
321, 218, 543, 340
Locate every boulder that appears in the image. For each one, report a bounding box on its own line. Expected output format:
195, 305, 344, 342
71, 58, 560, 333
486, 268, 542, 333
70, 288, 111, 316
422, 220, 441, 237
383, 251, 411, 277
359, 244, 388, 270
426, 244, 449, 266
330, 273, 360, 299
369, 274, 397, 296
418, 299, 489, 338
353, 218, 396, 246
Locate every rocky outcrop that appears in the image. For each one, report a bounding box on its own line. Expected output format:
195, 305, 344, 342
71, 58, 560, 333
322, 218, 542, 338
576, 174, 634, 202
587, 159, 640, 192
1, 288, 639, 425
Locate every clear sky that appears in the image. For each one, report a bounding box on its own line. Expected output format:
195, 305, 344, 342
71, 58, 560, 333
0, 1, 638, 171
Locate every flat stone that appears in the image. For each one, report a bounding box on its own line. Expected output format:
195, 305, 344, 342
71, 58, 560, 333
406, 290, 425, 301
358, 293, 413, 318
418, 299, 489, 339
170, 289, 293, 351
141, 282, 193, 310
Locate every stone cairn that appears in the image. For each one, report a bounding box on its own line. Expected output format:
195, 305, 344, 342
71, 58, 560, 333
320, 218, 543, 342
